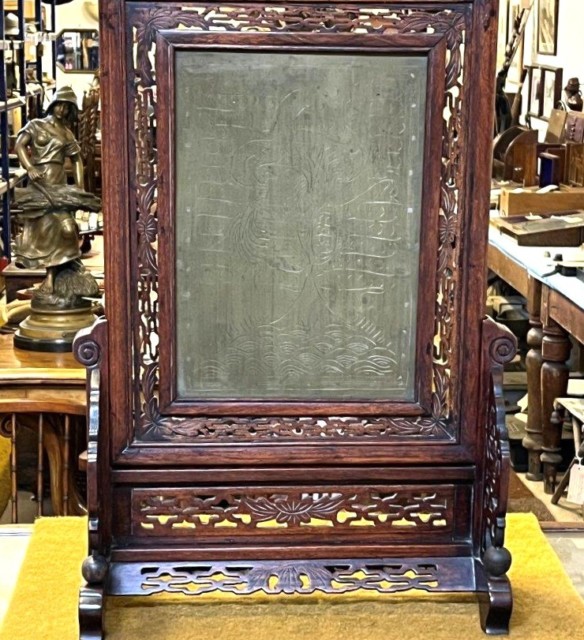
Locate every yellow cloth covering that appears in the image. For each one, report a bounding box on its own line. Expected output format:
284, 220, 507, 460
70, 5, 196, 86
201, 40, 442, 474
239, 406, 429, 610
1, 513, 583, 639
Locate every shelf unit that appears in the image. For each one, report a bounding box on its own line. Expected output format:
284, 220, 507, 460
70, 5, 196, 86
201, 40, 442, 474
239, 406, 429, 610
0, 0, 56, 262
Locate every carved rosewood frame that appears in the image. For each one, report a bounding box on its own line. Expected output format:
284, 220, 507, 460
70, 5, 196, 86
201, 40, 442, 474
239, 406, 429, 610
98, 1, 494, 467
77, 2, 517, 638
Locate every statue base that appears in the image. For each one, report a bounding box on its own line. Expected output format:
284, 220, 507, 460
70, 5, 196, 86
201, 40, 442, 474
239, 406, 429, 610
14, 305, 98, 352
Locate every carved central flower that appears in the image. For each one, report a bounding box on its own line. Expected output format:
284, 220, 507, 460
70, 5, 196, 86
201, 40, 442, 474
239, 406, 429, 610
242, 494, 345, 525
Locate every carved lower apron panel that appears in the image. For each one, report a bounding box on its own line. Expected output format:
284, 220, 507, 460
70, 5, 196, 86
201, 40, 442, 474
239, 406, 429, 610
108, 556, 477, 597
129, 484, 466, 541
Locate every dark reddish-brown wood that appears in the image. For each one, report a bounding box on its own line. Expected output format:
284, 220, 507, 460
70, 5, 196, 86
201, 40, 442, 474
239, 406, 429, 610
76, 1, 515, 637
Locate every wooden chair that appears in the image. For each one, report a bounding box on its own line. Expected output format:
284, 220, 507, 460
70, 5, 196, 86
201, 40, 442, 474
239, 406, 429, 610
75, 2, 516, 637
0, 397, 87, 522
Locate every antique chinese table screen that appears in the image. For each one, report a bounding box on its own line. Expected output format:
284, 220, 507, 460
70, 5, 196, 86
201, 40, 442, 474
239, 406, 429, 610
174, 51, 427, 402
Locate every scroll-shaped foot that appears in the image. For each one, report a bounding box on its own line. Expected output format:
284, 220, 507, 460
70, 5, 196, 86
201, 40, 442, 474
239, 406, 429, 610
477, 542, 513, 634
478, 575, 513, 635
79, 585, 104, 640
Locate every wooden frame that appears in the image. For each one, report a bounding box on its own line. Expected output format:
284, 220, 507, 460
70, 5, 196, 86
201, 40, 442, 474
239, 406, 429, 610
156, 31, 444, 418
505, 0, 524, 86
526, 64, 563, 121
542, 66, 563, 119
537, 0, 559, 56
527, 65, 543, 118
75, 2, 516, 637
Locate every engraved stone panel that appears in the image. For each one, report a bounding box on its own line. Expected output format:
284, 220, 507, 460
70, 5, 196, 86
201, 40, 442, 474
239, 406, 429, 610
175, 52, 427, 401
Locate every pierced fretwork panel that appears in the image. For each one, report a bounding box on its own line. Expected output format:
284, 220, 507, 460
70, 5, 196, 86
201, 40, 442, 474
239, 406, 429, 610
175, 52, 426, 402
129, 3, 467, 441
131, 560, 445, 595
132, 485, 454, 536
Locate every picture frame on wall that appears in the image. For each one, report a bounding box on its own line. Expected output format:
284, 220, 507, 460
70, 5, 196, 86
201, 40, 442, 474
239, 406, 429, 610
496, 0, 509, 72
527, 66, 542, 118
525, 64, 563, 122
542, 67, 562, 118
506, 0, 524, 85
537, 0, 559, 56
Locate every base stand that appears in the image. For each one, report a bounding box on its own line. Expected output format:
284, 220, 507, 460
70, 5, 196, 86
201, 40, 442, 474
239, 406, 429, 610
15, 305, 98, 352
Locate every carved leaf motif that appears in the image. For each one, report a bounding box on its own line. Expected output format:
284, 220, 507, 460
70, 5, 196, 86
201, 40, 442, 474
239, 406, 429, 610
133, 8, 207, 85
246, 563, 333, 593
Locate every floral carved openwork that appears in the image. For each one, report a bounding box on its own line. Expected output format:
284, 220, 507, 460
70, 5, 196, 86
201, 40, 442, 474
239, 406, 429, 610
482, 333, 516, 556
133, 486, 453, 535
128, 3, 468, 442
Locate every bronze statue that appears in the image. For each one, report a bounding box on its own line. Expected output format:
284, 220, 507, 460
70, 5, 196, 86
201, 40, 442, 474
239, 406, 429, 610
12, 86, 102, 351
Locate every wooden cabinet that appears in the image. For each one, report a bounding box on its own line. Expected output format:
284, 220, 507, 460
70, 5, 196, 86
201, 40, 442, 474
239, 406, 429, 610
76, 1, 517, 637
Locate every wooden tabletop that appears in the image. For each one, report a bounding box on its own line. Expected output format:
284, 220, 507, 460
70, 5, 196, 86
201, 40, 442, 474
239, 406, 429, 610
0, 333, 86, 386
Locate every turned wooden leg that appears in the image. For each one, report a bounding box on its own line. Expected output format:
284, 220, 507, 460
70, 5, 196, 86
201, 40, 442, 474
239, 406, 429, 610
42, 421, 64, 516
523, 278, 543, 481
541, 320, 571, 494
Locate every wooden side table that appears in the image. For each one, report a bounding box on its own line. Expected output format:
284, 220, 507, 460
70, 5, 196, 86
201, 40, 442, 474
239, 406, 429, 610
551, 397, 584, 506
0, 334, 87, 521
488, 240, 544, 481
541, 284, 584, 493
488, 232, 584, 493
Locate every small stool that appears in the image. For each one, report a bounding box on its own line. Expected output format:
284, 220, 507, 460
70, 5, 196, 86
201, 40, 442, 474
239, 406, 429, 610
551, 398, 584, 506
0, 398, 87, 522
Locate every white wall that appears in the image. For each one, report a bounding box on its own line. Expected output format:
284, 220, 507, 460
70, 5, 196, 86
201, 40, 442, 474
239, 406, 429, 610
506, 0, 584, 137
523, 0, 582, 81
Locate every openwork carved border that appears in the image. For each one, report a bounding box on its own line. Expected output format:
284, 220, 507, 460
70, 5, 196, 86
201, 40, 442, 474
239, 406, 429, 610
482, 333, 515, 555
132, 486, 453, 535
483, 379, 507, 551
128, 3, 468, 442
480, 319, 515, 578
128, 559, 444, 595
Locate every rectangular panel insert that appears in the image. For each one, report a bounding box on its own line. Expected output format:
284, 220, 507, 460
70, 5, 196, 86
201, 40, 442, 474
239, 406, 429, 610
175, 51, 427, 401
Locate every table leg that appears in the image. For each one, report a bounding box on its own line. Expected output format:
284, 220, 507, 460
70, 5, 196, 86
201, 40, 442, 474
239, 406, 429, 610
541, 318, 571, 494
10, 414, 17, 523
523, 277, 543, 481
43, 417, 86, 516
42, 421, 64, 515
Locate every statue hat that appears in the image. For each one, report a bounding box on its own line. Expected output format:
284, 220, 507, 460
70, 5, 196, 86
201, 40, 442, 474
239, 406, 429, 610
48, 86, 79, 109
565, 77, 581, 92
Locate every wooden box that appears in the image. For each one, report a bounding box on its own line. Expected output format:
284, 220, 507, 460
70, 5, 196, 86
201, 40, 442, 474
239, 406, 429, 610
499, 186, 584, 216
490, 211, 584, 246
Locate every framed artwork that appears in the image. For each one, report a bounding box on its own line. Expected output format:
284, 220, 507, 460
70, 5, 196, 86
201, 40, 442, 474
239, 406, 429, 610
505, 0, 524, 86
496, 0, 509, 72
542, 67, 562, 118
537, 0, 559, 56
527, 66, 542, 118
526, 64, 563, 121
